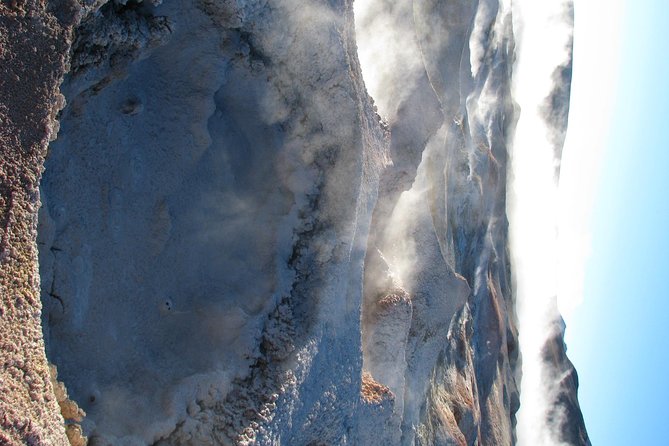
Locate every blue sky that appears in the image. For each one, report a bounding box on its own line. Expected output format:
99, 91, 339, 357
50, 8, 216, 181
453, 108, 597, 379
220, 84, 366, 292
562, 0, 669, 444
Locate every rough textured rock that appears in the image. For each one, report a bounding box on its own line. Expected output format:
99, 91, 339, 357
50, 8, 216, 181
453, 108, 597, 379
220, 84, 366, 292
0, 0, 588, 445
360, 0, 520, 444
0, 1, 79, 444
542, 304, 591, 446
38, 0, 388, 443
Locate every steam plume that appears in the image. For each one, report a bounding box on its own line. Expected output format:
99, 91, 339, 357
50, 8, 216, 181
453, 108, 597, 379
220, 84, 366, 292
510, 0, 576, 444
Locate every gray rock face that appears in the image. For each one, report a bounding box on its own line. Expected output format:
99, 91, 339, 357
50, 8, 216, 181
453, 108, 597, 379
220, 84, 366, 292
40, 0, 388, 443
542, 307, 591, 446
0, 0, 588, 445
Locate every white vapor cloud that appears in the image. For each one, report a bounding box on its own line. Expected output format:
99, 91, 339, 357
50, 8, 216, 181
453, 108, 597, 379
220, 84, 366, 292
353, 0, 423, 121
557, 0, 624, 320
509, 0, 576, 445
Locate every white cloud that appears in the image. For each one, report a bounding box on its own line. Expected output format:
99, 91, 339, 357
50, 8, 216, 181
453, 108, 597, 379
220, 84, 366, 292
512, 0, 625, 444
510, 0, 577, 444
557, 0, 625, 319
353, 0, 424, 120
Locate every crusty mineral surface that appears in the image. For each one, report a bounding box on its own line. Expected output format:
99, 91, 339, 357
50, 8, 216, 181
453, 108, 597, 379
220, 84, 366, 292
0, 1, 80, 444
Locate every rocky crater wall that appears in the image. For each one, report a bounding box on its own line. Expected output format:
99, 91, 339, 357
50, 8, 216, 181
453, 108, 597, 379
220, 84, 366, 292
0, 0, 588, 445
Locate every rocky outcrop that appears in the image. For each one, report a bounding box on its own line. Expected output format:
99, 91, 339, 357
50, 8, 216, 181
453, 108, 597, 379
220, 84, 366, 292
542, 307, 590, 446
37, 0, 389, 443
0, 0, 587, 445
0, 1, 79, 444
360, 0, 520, 443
